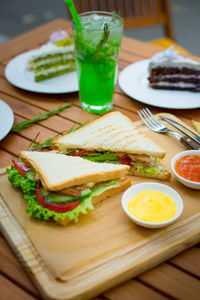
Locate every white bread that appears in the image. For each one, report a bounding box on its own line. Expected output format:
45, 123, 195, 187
19, 151, 129, 191
57, 178, 132, 226
132, 169, 171, 180
54, 111, 166, 158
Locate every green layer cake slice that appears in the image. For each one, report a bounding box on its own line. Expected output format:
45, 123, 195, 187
27, 30, 76, 82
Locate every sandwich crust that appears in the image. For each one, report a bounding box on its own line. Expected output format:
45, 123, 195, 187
57, 178, 132, 226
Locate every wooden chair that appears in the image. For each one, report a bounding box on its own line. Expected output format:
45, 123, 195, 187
72, 0, 175, 40
71, 0, 189, 54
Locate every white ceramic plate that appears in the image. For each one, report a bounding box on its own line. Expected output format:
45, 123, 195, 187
118, 59, 200, 109
5, 49, 79, 94
0, 99, 14, 141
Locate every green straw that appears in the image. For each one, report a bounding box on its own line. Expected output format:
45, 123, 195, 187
64, 0, 82, 27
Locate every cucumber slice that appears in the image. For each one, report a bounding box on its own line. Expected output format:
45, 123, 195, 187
43, 188, 92, 204
40, 180, 118, 205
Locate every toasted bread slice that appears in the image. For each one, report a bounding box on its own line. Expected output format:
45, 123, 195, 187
54, 111, 166, 158
57, 178, 132, 226
19, 151, 129, 191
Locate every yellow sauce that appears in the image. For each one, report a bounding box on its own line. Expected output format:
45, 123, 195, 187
128, 191, 176, 223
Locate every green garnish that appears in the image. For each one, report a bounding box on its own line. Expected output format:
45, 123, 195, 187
29, 135, 57, 151
11, 103, 72, 132
28, 121, 89, 150
90, 23, 110, 63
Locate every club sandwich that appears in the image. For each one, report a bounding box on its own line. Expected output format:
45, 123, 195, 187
53, 112, 171, 180
7, 151, 131, 225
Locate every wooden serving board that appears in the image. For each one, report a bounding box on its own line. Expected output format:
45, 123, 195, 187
0, 113, 200, 300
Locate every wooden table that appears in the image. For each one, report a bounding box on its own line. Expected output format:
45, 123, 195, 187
0, 19, 200, 300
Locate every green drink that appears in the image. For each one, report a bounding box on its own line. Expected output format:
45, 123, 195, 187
72, 12, 123, 113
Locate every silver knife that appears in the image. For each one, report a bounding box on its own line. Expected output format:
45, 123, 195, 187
159, 115, 200, 145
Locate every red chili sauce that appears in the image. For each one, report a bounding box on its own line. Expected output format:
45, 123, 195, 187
175, 154, 200, 183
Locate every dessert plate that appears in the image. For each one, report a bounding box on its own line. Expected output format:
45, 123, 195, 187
118, 59, 200, 109
0, 99, 14, 141
5, 49, 79, 94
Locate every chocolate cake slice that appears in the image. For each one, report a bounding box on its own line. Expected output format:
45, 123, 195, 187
148, 46, 200, 92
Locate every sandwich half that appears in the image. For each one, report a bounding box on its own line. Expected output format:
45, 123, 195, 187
7, 151, 131, 225
53, 112, 171, 180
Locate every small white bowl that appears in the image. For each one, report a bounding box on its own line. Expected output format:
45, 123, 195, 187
171, 150, 200, 189
121, 182, 183, 229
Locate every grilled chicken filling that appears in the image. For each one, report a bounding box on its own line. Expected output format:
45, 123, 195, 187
60, 183, 95, 197
60, 178, 125, 197
62, 149, 163, 175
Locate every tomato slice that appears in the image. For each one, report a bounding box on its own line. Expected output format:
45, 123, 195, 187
120, 155, 131, 165
36, 186, 81, 213
12, 160, 30, 177
69, 150, 94, 156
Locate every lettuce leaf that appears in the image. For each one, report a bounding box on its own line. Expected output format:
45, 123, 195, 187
6, 166, 120, 223
156, 157, 162, 163
7, 165, 37, 194
64, 180, 120, 222
81, 151, 120, 163
137, 166, 160, 175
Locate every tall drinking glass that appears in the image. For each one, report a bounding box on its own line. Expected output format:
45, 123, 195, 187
72, 12, 123, 114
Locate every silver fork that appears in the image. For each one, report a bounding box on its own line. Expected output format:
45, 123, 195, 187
137, 107, 200, 150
